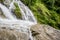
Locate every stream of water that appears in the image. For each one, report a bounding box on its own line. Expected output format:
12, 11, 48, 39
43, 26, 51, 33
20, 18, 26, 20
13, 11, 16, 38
0, 0, 37, 40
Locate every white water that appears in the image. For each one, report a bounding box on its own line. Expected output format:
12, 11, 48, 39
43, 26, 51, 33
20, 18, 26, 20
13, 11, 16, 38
18, 1, 37, 23
0, 3, 16, 20
0, 0, 37, 40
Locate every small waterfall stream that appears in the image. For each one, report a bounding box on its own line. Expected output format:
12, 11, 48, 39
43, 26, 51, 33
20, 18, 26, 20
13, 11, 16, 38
0, 3, 16, 20
18, 1, 37, 23
0, 0, 37, 40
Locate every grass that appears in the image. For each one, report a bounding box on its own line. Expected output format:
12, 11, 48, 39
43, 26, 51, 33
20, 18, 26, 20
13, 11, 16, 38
14, 2, 22, 19
29, 2, 60, 29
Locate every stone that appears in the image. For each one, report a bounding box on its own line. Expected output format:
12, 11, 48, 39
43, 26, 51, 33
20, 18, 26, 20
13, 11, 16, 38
31, 24, 60, 40
0, 28, 29, 40
3, 0, 12, 7
0, 8, 6, 18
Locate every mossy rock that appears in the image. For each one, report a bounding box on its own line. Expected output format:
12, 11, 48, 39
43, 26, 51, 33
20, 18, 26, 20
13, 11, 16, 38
0, 0, 4, 3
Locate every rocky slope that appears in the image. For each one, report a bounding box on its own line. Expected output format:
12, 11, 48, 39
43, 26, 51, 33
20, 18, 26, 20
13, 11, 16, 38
31, 24, 60, 40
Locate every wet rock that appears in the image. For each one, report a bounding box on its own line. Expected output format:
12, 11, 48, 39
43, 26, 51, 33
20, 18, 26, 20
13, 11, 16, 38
0, 8, 6, 18
3, 0, 12, 7
0, 28, 29, 40
31, 24, 60, 40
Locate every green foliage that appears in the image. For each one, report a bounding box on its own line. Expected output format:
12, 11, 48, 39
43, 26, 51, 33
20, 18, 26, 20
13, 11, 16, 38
0, 0, 4, 3
14, 2, 22, 19
41, 0, 60, 13
21, 0, 60, 29
21, 0, 37, 6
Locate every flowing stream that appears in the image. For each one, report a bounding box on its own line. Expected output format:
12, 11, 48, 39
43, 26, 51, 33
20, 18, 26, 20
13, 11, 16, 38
0, 0, 37, 40
0, 3, 16, 20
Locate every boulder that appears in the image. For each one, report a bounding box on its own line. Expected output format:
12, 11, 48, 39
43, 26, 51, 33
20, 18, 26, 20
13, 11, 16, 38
0, 28, 29, 40
31, 24, 60, 40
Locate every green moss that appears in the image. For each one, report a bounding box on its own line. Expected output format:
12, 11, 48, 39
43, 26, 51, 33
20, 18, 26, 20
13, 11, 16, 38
20, 0, 60, 29
0, 0, 4, 3
29, 2, 60, 29
14, 2, 22, 19
21, 0, 37, 6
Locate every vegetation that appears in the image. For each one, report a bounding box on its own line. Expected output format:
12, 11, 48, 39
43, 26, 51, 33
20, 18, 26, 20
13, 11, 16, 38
21, 0, 36, 7
14, 2, 22, 19
0, 0, 4, 3
21, 0, 60, 29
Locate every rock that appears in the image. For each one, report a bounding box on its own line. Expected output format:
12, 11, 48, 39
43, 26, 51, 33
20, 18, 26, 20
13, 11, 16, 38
0, 8, 6, 18
3, 0, 12, 7
0, 0, 4, 3
0, 28, 29, 40
0, 0, 10, 7
31, 24, 60, 40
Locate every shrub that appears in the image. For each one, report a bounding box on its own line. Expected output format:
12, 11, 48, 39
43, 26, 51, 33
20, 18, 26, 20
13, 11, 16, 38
14, 2, 22, 19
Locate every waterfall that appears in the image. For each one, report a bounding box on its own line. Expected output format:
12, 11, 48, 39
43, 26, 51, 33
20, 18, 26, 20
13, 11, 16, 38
18, 1, 37, 23
0, 3, 16, 20
9, 0, 37, 23
0, 0, 37, 40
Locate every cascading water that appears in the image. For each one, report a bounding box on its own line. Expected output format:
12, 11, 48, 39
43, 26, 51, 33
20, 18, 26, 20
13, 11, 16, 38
18, 1, 37, 23
0, 3, 16, 20
0, 0, 37, 40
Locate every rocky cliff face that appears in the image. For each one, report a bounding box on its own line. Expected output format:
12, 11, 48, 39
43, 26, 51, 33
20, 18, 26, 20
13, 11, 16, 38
31, 24, 60, 40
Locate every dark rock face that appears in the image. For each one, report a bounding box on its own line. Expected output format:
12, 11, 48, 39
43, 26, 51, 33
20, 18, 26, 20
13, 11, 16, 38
0, 8, 6, 18
0, 28, 29, 40
31, 24, 60, 40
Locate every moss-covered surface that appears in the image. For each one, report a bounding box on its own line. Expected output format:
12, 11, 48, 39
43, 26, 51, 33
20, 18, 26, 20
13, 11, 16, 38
21, 0, 60, 29
0, 0, 4, 3
14, 2, 22, 19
